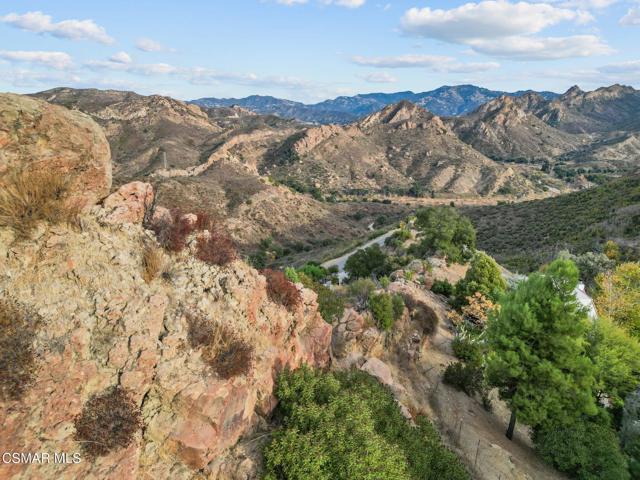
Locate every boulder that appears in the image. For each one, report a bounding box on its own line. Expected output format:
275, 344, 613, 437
0, 93, 112, 209
101, 182, 154, 225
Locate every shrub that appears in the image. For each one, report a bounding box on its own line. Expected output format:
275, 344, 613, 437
404, 297, 439, 336
0, 169, 79, 238
297, 263, 328, 282
151, 208, 195, 253
369, 292, 395, 331
284, 267, 300, 283
195, 230, 237, 266
454, 252, 506, 307
348, 278, 377, 310
392, 294, 405, 321
0, 297, 41, 401
73, 387, 142, 457
142, 244, 165, 283
533, 417, 630, 480
299, 274, 345, 323
380, 276, 391, 288
264, 367, 469, 480
186, 312, 253, 379
345, 244, 391, 280
594, 263, 640, 338
451, 336, 483, 365
262, 269, 302, 312
410, 206, 476, 264
431, 279, 454, 297
443, 361, 483, 396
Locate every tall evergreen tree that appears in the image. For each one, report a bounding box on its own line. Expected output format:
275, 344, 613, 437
485, 259, 598, 439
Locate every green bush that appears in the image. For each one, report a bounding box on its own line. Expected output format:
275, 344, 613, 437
431, 279, 454, 297
264, 367, 469, 480
380, 276, 391, 288
443, 361, 483, 396
345, 244, 391, 280
348, 278, 377, 309
533, 417, 630, 480
410, 207, 476, 264
392, 294, 405, 321
299, 273, 345, 323
284, 267, 300, 284
451, 336, 483, 365
298, 263, 328, 282
369, 292, 395, 331
454, 252, 506, 307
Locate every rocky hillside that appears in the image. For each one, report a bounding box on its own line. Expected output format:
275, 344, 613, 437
264, 101, 557, 197
450, 94, 587, 162
0, 95, 332, 479
536, 84, 640, 134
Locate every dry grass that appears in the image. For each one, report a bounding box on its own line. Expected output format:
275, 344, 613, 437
142, 243, 165, 283
0, 296, 41, 401
0, 169, 80, 238
186, 312, 253, 379
261, 269, 302, 312
150, 208, 195, 253
73, 386, 142, 458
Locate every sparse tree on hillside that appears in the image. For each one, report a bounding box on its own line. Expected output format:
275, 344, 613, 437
486, 259, 598, 439
454, 252, 506, 307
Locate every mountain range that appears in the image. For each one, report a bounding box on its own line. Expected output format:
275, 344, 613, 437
31, 83, 640, 259
191, 85, 559, 124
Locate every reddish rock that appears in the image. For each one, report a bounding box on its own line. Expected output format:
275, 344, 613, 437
101, 182, 154, 225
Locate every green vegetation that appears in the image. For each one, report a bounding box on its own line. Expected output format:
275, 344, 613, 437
263, 366, 469, 480
298, 273, 345, 323
465, 175, 640, 272
594, 263, 640, 338
369, 292, 395, 331
344, 244, 391, 280
431, 279, 454, 297
410, 207, 476, 264
453, 252, 506, 307
534, 414, 630, 480
485, 260, 597, 438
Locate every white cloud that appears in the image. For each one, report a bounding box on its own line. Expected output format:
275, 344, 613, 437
621, 7, 640, 25
109, 51, 132, 64
351, 54, 500, 72
360, 72, 397, 83
85, 59, 178, 76
399, 1, 612, 61
187, 67, 314, 89
352, 54, 453, 68
135, 38, 174, 52
274, 0, 365, 6
540, 0, 618, 8
598, 60, 640, 73
0, 68, 81, 87
0, 50, 73, 70
400, 2, 591, 42
469, 34, 613, 60
322, 0, 366, 7
0, 11, 113, 44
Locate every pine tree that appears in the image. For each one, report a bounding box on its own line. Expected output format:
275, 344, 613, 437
485, 259, 598, 439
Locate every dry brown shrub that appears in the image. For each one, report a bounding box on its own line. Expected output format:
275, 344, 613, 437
194, 211, 214, 231
0, 169, 80, 238
186, 312, 253, 379
261, 269, 302, 312
0, 297, 41, 401
73, 386, 142, 458
461, 292, 498, 327
142, 243, 165, 283
150, 208, 195, 253
195, 230, 237, 267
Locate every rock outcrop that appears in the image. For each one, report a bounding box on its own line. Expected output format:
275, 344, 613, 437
0, 93, 112, 209
0, 100, 332, 479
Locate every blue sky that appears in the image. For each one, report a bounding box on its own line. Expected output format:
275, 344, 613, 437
1, 0, 639, 102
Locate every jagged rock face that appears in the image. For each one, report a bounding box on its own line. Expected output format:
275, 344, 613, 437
0, 214, 331, 479
265, 101, 554, 197
536, 84, 640, 133
0, 93, 112, 209
451, 94, 585, 162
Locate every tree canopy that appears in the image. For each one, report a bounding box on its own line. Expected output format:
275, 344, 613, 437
411, 207, 476, 264
485, 259, 598, 433
594, 262, 640, 338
